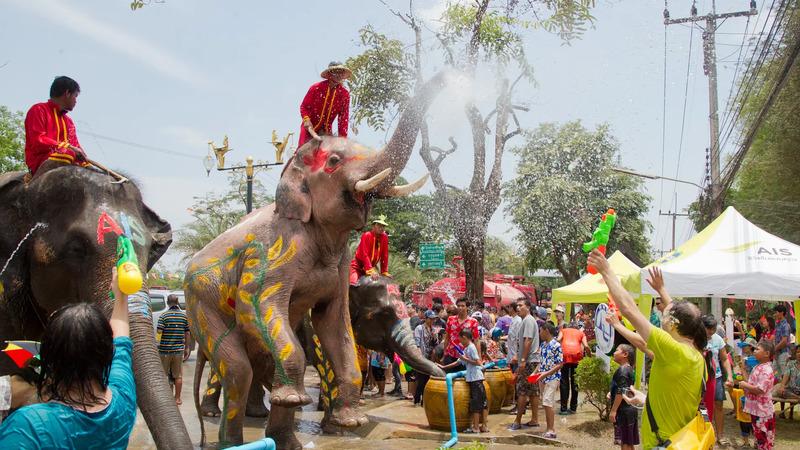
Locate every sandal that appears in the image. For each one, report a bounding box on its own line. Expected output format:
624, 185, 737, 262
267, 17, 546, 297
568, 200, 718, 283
479, 428, 489, 433
542, 432, 557, 439
523, 422, 540, 428
463, 428, 478, 434
717, 439, 731, 446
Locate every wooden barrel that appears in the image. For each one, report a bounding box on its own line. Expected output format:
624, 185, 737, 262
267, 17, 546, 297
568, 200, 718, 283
500, 368, 515, 406
484, 368, 507, 414
423, 377, 492, 431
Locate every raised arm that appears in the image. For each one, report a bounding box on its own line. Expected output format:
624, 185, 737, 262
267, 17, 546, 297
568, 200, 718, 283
645, 267, 672, 308
607, 312, 654, 358
588, 249, 653, 342
109, 267, 130, 339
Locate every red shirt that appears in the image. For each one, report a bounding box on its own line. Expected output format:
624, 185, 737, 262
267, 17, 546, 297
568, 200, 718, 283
560, 328, 586, 364
350, 231, 388, 275
299, 80, 350, 146
24, 100, 83, 175
445, 315, 479, 358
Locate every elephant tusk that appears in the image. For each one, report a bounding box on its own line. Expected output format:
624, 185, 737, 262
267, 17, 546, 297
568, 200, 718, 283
354, 168, 392, 192
386, 173, 429, 197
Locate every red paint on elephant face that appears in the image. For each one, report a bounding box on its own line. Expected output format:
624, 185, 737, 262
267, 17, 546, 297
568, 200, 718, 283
393, 299, 408, 319
96, 212, 123, 245
302, 147, 368, 174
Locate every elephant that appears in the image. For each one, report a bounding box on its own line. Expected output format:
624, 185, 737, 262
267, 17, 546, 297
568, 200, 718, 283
0, 162, 193, 449
184, 71, 449, 448
195, 276, 446, 422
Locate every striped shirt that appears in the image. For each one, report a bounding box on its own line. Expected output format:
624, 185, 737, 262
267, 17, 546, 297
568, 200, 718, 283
157, 307, 189, 354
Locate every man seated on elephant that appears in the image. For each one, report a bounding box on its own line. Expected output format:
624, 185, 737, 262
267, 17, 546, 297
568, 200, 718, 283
298, 61, 351, 147
24, 76, 90, 176
349, 215, 391, 284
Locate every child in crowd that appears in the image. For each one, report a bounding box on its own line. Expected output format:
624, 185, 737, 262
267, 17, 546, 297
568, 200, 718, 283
732, 337, 758, 447
727, 340, 776, 450
610, 344, 639, 450
538, 322, 564, 439
369, 350, 391, 398
776, 343, 799, 419
440, 329, 489, 433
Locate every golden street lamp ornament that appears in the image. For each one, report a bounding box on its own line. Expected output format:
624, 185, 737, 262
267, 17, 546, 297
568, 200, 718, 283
271, 130, 295, 164
203, 135, 285, 213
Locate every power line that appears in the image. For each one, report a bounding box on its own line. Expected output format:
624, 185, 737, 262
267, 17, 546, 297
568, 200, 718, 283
76, 130, 204, 160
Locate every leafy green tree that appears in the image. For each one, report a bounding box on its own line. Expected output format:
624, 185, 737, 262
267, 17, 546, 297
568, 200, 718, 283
173, 172, 274, 262
504, 121, 652, 283
348, 0, 596, 302
0, 106, 26, 173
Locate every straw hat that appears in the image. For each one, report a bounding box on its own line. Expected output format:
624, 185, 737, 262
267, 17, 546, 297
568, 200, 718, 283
321, 61, 352, 80
372, 215, 388, 226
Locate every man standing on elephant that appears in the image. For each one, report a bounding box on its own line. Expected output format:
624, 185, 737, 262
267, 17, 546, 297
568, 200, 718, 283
24, 76, 90, 176
350, 215, 390, 284
157, 294, 190, 405
298, 61, 351, 147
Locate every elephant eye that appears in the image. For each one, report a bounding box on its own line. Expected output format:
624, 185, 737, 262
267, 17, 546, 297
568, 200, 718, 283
328, 154, 342, 166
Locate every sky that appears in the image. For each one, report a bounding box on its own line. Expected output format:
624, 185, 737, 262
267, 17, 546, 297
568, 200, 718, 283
0, 0, 771, 270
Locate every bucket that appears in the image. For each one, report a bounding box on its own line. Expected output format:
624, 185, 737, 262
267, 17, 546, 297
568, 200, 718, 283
484, 368, 507, 414
423, 376, 492, 431
500, 368, 515, 406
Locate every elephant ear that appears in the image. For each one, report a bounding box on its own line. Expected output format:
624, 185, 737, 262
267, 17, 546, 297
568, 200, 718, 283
275, 155, 312, 223
141, 204, 173, 271
0, 172, 28, 298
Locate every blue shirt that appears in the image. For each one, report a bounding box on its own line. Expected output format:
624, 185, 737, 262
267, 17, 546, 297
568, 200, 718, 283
539, 339, 563, 383
775, 319, 791, 355
157, 307, 190, 354
0, 337, 137, 449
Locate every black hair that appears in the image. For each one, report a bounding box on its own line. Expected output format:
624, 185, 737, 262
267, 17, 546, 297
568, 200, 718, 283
758, 340, 775, 359
540, 322, 557, 336
668, 300, 707, 350
766, 316, 775, 331
50, 76, 80, 98
432, 304, 443, 313
516, 298, 532, 309
617, 344, 636, 365
167, 293, 179, 306
432, 297, 443, 305
701, 314, 718, 330
774, 304, 787, 315
459, 329, 473, 340
500, 305, 509, 314
38, 303, 114, 409
476, 301, 485, 310
456, 297, 468, 306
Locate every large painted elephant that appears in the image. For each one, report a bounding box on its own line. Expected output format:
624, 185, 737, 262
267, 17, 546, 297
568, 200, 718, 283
0, 162, 192, 449
196, 276, 446, 420
184, 71, 448, 448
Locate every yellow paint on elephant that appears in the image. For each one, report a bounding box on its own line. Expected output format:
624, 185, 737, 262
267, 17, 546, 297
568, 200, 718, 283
268, 237, 283, 260
263, 305, 274, 323
347, 323, 359, 368
237, 311, 254, 325
245, 258, 260, 268
189, 263, 198, 272
210, 374, 219, 383
258, 283, 282, 301
206, 387, 216, 395
241, 272, 254, 285
198, 308, 208, 334
271, 318, 282, 339
206, 258, 219, 264
228, 385, 239, 401
226, 408, 238, 421
239, 290, 252, 305
313, 335, 321, 347
197, 274, 210, 285
322, 397, 329, 406
245, 247, 257, 256
331, 387, 338, 399
0, 281, 4, 295
353, 377, 362, 388
245, 233, 255, 243
317, 364, 325, 374
321, 381, 329, 393
207, 336, 214, 354
210, 266, 221, 277
315, 348, 323, 360
269, 239, 296, 270
220, 360, 227, 378
227, 246, 234, 255
327, 371, 334, 383
279, 342, 293, 361
226, 257, 239, 270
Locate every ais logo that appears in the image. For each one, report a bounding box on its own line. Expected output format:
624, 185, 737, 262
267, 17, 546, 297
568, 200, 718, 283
719, 241, 793, 256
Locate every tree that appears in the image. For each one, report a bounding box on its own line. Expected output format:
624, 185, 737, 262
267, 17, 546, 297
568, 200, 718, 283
348, 0, 596, 302
173, 172, 274, 261
504, 121, 652, 283
0, 106, 25, 173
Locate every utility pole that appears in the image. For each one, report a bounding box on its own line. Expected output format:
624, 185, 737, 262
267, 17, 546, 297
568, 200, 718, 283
664, 1, 758, 217
659, 193, 690, 251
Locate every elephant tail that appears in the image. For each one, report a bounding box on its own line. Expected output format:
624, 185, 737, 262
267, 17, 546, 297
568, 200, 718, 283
194, 349, 207, 445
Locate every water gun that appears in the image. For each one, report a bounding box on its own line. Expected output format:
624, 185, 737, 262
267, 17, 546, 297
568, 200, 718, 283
607, 294, 623, 319
583, 208, 617, 274
115, 235, 142, 295
394, 354, 411, 375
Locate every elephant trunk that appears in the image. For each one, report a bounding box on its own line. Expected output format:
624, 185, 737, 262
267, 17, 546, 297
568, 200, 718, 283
389, 320, 446, 378
128, 291, 193, 449
372, 71, 450, 191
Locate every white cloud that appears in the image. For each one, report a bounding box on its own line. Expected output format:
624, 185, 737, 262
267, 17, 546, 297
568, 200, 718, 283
10, 0, 213, 90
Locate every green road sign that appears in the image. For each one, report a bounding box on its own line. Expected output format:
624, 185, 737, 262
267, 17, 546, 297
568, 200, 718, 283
419, 243, 445, 269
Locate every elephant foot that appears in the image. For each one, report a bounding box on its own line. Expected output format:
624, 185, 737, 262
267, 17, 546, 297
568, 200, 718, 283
269, 384, 312, 408
246, 401, 270, 418
329, 405, 368, 429
200, 399, 221, 417
271, 433, 302, 450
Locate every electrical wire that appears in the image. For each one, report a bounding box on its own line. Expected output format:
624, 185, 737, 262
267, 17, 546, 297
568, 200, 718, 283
76, 130, 204, 160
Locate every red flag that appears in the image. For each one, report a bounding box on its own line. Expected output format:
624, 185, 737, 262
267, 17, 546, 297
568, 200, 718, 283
746, 299, 754, 311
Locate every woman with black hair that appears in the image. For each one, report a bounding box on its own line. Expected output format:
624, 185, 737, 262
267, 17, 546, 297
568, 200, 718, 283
0, 268, 136, 448
589, 250, 707, 450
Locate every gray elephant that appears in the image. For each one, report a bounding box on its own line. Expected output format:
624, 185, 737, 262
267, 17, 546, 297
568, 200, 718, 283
0, 162, 192, 449
184, 72, 448, 449
196, 276, 445, 420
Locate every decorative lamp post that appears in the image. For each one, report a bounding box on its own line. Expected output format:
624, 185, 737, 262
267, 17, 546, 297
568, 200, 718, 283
204, 135, 285, 213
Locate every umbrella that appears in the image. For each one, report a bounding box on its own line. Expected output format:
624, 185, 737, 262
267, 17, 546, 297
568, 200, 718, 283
2, 340, 40, 368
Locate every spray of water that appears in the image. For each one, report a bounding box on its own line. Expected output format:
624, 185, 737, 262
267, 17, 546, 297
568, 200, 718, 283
0, 222, 49, 279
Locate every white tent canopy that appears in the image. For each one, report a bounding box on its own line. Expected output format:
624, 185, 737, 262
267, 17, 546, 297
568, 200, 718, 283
641, 206, 800, 301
